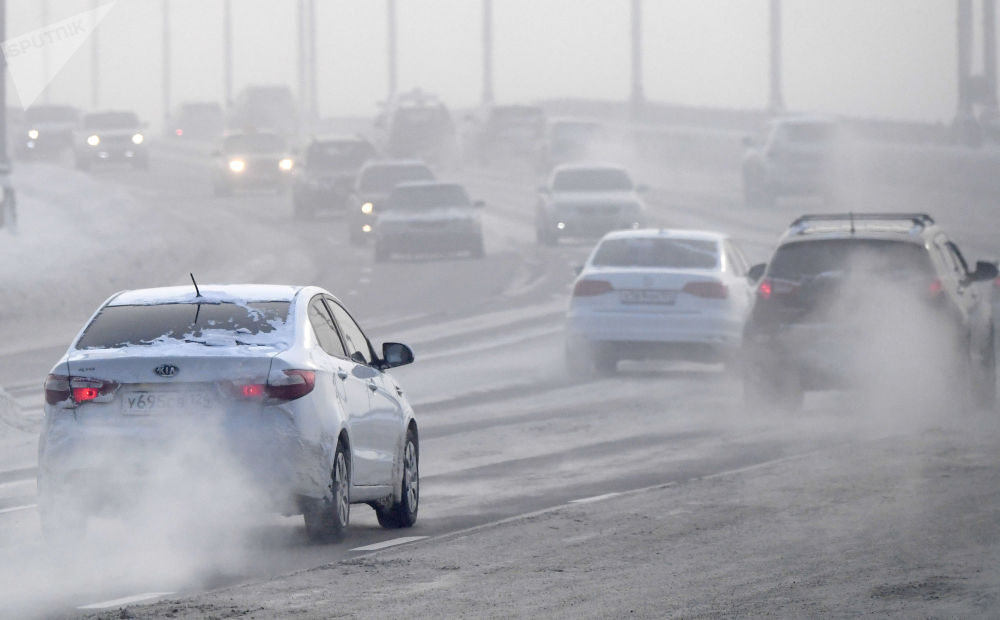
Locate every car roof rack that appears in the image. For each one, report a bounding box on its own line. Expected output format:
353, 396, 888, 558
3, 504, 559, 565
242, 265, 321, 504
789, 212, 934, 235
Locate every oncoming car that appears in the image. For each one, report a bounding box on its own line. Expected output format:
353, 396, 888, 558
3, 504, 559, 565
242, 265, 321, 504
373, 181, 485, 261
212, 132, 295, 196
566, 229, 753, 376
346, 159, 435, 244
74, 110, 148, 170
536, 163, 649, 245
741, 116, 840, 207
38, 284, 420, 542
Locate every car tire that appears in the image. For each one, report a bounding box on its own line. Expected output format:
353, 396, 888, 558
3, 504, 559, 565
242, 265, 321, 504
303, 440, 350, 543
565, 340, 615, 379
974, 332, 996, 410
374, 427, 419, 529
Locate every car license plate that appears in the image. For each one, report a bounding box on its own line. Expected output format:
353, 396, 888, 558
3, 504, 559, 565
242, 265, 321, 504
121, 391, 215, 415
619, 289, 677, 305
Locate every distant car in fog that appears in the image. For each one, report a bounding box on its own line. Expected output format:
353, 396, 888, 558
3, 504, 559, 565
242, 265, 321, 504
74, 110, 148, 170
464, 104, 545, 166
536, 163, 649, 245
537, 117, 606, 172
741, 116, 840, 207
743, 212, 997, 411
566, 229, 752, 377
168, 101, 224, 141
292, 136, 378, 219
379, 91, 458, 169
38, 284, 420, 542
17, 104, 79, 158
228, 85, 299, 141
212, 131, 295, 196
346, 159, 435, 245
373, 181, 485, 262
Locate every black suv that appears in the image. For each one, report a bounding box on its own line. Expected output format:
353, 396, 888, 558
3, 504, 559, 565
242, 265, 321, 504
743, 213, 997, 411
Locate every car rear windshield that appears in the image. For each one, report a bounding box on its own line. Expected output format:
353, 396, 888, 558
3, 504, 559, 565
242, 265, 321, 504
76, 301, 291, 349
84, 112, 139, 129
307, 140, 376, 169
553, 168, 633, 192
592, 238, 719, 269
768, 239, 932, 280
223, 133, 287, 154
359, 165, 434, 192
389, 184, 470, 209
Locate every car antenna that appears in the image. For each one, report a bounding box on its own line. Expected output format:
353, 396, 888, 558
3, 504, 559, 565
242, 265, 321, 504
190, 272, 203, 297
849, 211, 855, 235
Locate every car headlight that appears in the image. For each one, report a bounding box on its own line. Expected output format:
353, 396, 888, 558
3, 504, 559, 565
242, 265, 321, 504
279, 158, 294, 171
131, 133, 144, 145
86, 134, 100, 147
361, 202, 374, 215
27, 129, 39, 140
228, 159, 246, 173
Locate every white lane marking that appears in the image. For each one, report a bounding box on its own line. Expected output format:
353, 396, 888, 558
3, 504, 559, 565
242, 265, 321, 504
0, 503, 36, 515
351, 536, 428, 552
78, 592, 176, 610
568, 492, 621, 504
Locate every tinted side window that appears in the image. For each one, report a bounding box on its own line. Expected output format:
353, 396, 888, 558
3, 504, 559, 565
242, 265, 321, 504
308, 296, 347, 357
326, 298, 373, 365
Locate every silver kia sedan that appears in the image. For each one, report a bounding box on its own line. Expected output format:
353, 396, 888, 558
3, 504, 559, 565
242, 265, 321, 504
38, 284, 418, 543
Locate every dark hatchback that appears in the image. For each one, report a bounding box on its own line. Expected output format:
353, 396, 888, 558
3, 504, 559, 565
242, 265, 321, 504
743, 213, 997, 411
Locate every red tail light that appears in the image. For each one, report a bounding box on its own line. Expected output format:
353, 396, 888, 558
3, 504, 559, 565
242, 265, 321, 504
266, 370, 316, 401
757, 279, 773, 300
241, 384, 266, 399
682, 280, 728, 299
174, 128, 183, 136
45, 375, 119, 406
573, 279, 613, 297
928, 278, 944, 296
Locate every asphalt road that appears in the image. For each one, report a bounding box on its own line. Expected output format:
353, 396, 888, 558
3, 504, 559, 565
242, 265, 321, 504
0, 141, 998, 618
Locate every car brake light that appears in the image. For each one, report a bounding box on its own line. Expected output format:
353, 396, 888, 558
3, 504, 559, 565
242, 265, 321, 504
928, 278, 944, 296
683, 280, 728, 299
266, 370, 316, 401
573, 279, 614, 297
241, 384, 266, 399
175, 128, 183, 136
757, 279, 773, 300
73, 387, 100, 402
45, 375, 119, 406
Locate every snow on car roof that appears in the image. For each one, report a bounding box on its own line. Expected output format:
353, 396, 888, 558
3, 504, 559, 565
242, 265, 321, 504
109, 284, 301, 306
600, 228, 728, 243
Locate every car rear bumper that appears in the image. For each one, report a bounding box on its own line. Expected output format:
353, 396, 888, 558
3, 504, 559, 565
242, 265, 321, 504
567, 309, 742, 355
377, 231, 482, 253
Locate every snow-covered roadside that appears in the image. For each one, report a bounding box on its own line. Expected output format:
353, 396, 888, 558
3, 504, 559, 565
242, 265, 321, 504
0, 160, 320, 353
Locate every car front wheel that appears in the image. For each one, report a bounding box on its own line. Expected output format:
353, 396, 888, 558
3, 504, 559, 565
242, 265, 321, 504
374, 427, 419, 529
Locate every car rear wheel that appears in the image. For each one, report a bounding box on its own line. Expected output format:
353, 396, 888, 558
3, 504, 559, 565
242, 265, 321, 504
374, 427, 419, 529
566, 340, 617, 379
303, 441, 350, 543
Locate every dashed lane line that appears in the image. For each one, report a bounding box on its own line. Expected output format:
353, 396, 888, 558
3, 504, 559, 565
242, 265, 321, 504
351, 536, 428, 552
77, 592, 176, 610
568, 492, 622, 504
0, 504, 36, 515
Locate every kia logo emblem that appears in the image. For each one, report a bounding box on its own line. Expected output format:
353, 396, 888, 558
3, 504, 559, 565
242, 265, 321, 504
154, 364, 179, 377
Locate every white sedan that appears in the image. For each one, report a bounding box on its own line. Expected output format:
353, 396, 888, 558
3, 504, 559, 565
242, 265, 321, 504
38, 284, 419, 542
565, 229, 753, 376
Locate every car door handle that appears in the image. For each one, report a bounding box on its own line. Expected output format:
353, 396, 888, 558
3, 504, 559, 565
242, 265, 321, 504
368, 381, 378, 392
337, 370, 349, 380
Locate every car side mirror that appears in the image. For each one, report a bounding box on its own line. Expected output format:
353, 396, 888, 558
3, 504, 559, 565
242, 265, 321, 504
969, 260, 999, 282
382, 342, 414, 368
747, 263, 766, 281
473, 199, 485, 208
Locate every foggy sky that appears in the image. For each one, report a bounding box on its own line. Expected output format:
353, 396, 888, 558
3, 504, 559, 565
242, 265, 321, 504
4, 1, 967, 126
